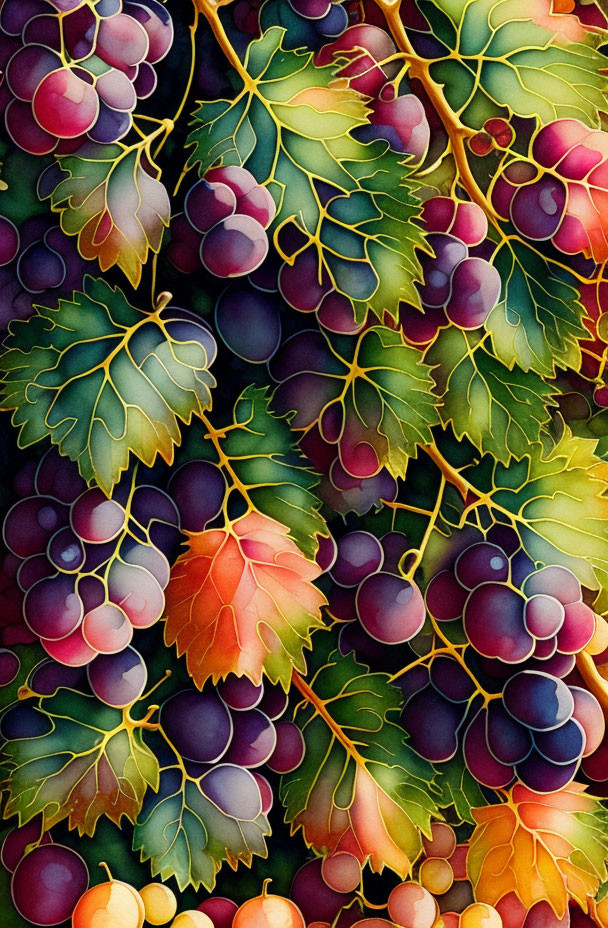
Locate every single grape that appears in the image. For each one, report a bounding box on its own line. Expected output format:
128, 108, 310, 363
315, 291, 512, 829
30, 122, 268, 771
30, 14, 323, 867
463, 709, 515, 788
388, 882, 437, 928
42, 625, 98, 667
523, 594, 565, 639
532, 636, 557, 660
96, 12, 150, 69
35, 450, 87, 503
214, 285, 281, 362
257, 683, 289, 720
197, 898, 239, 928
201, 214, 269, 277
95, 68, 137, 111
356, 572, 425, 644
315, 534, 338, 573
24, 573, 83, 640
523, 566, 581, 605
400, 685, 464, 761
279, 248, 332, 312
451, 201, 488, 246
124, 0, 174, 63
321, 853, 361, 894
47, 526, 85, 572
87, 646, 147, 707
418, 233, 467, 308
27, 658, 85, 696
509, 177, 567, 241
430, 655, 475, 703
71, 488, 126, 544
225, 708, 277, 768
460, 904, 503, 928
534, 717, 585, 765
185, 179, 237, 235
0, 647, 20, 686
266, 721, 305, 773
455, 543, 509, 589
160, 690, 233, 763
1, 816, 52, 873
32, 67, 99, 138
5, 98, 58, 156
4, 496, 69, 558
444, 257, 501, 329
522, 902, 569, 928
570, 686, 605, 755
0, 703, 52, 740
236, 184, 277, 228
463, 583, 533, 663
72, 878, 145, 928
6, 45, 63, 103
503, 671, 574, 731
486, 700, 532, 765
139, 883, 178, 926
17, 240, 66, 292
121, 540, 170, 589
527, 650, 575, 679
315, 3, 348, 37
420, 857, 454, 895
425, 570, 468, 622
107, 560, 165, 628
133, 60, 158, 98
167, 460, 226, 533
291, 858, 350, 925
421, 822, 457, 859
11, 843, 89, 926
1, 0, 54, 35
515, 749, 579, 793
555, 601, 596, 653
330, 531, 384, 587
200, 764, 263, 820
82, 602, 133, 654
218, 674, 263, 711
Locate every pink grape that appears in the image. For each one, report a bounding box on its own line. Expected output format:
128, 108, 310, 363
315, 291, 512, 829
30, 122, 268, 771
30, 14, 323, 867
523, 594, 565, 639
197, 898, 239, 928
24, 573, 83, 640
205, 164, 257, 198
201, 214, 269, 277
322, 853, 361, 894
95, 68, 137, 112
253, 772, 274, 814
451, 201, 488, 246
125, 0, 174, 64
82, 602, 133, 653
368, 84, 429, 161
266, 721, 306, 773
185, 179, 237, 234
1, 817, 52, 872
11, 843, 88, 926
107, 560, 165, 628
41, 625, 98, 667
356, 572, 425, 644
570, 686, 605, 755
444, 257, 501, 328
32, 68, 99, 138
225, 709, 278, 768
315, 25, 397, 96
555, 601, 596, 653
95, 13, 150, 70
71, 488, 126, 543
236, 185, 277, 228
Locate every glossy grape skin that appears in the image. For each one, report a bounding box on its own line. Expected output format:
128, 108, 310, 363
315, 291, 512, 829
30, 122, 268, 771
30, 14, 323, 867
523, 565, 581, 605
400, 685, 465, 761
534, 717, 585, 765
96, 13, 150, 70
444, 257, 501, 329
556, 601, 596, 653
455, 543, 509, 589
107, 560, 164, 628
214, 285, 281, 362
125, 0, 174, 63
418, 233, 467, 308
47, 526, 85, 573
364, 84, 429, 161
503, 671, 574, 731
464, 583, 533, 663
218, 674, 263, 711
314, 25, 398, 97
1, 816, 52, 872
24, 573, 83, 640
160, 690, 233, 763
330, 531, 384, 587
121, 540, 170, 589
425, 570, 468, 622
205, 165, 258, 199
509, 177, 567, 241
71, 488, 126, 544
356, 572, 425, 644
167, 460, 225, 533
87, 646, 147, 708
11, 843, 89, 926
82, 602, 133, 654
185, 179, 237, 234
33, 67, 100, 138
201, 214, 269, 277
236, 185, 277, 228
17, 240, 66, 292
266, 721, 305, 773
225, 708, 277, 768
388, 882, 437, 928
523, 594, 565, 639
200, 764, 263, 820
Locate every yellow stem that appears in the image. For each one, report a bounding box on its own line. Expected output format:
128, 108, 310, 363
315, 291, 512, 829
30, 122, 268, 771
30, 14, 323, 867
576, 651, 608, 719
401, 474, 445, 579
422, 445, 472, 501
292, 671, 372, 770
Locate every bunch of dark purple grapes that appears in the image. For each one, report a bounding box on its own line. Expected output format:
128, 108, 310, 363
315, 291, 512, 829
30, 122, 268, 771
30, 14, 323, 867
155, 676, 306, 822
1, 448, 181, 697
0, 215, 88, 328
0, 0, 173, 155
401, 533, 605, 792
400, 196, 502, 343
169, 165, 276, 279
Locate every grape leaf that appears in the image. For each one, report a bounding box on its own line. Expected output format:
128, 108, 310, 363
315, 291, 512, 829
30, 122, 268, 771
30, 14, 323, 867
42, 140, 170, 288
164, 511, 326, 690
281, 646, 439, 878
133, 764, 270, 891
1, 690, 159, 837
0, 277, 216, 495
431, 753, 488, 825
487, 239, 587, 377
412, 0, 608, 128
468, 784, 608, 917
271, 325, 439, 479
187, 27, 426, 322
187, 385, 327, 559
428, 327, 556, 464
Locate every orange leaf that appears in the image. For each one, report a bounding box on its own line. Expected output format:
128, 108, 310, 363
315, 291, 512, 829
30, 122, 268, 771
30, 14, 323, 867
164, 511, 326, 689
467, 784, 608, 918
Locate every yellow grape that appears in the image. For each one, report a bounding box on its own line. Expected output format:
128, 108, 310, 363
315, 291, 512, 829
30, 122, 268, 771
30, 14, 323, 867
388, 882, 437, 928
171, 911, 214, 928
321, 852, 361, 893
422, 823, 457, 860
420, 858, 455, 895
460, 903, 503, 928
140, 883, 178, 925
72, 879, 145, 928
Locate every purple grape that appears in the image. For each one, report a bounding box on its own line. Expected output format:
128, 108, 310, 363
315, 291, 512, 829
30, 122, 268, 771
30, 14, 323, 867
330, 531, 384, 587
463, 583, 533, 663
510, 550, 536, 586
130, 484, 181, 531
315, 2, 348, 37
463, 708, 515, 788
570, 686, 605, 756
24, 574, 83, 640
47, 526, 85, 572
88, 101, 132, 144
214, 285, 281, 362
17, 554, 54, 591
225, 708, 277, 768
534, 717, 585, 765
167, 460, 226, 532
278, 248, 332, 312
510, 177, 567, 240
35, 450, 87, 504
266, 721, 306, 773
418, 233, 467, 308
257, 684, 289, 720
444, 257, 501, 329
523, 565, 581, 605
366, 85, 429, 161
201, 214, 269, 278
1, 703, 52, 740
527, 651, 575, 678
503, 671, 574, 731
133, 60, 157, 98
0, 648, 19, 686
160, 689, 233, 763
71, 488, 126, 544
356, 572, 425, 644
3, 496, 69, 558
396, 665, 429, 703
425, 570, 468, 622
315, 534, 338, 573
236, 185, 276, 229
218, 674, 263, 711
1, 0, 53, 35
87, 646, 148, 709
200, 764, 263, 820
27, 658, 85, 696
289, 0, 332, 17
400, 685, 465, 761
454, 543, 509, 589
523, 594, 565, 639
253, 772, 273, 814
0, 215, 19, 265
338, 619, 389, 664
291, 858, 349, 926
380, 531, 409, 574
429, 655, 475, 703
185, 179, 237, 235
515, 749, 579, 793
11, 843, 88, 926
1, 816, 52, 872
486, 700, 532, 764
17, 241, 66, 293
532, 637, 557, 660
124, 0, 174, 64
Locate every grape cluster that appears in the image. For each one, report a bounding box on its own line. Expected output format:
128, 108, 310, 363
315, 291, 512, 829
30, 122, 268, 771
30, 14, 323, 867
0, 215, 88, 328
469, 117, 514, 157
169, 165, 276, 279
0, 0, 173, 154
400, 197, 502, 343
402, 536, 606, 792
1, 448, 181, 684
259, 0, 350, 50
158, 678, 305, 822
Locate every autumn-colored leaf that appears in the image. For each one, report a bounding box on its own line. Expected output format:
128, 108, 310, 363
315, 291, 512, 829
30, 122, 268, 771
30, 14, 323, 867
467, 783, 608, 918
163, 511, 326, 690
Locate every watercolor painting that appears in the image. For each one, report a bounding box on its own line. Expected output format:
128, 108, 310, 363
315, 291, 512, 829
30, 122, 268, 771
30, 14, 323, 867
1, 0, 608, 926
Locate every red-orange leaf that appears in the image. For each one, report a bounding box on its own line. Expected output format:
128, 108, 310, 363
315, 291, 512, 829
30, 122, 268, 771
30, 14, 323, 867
467, 784, 608, 918
164, 511, 326, 689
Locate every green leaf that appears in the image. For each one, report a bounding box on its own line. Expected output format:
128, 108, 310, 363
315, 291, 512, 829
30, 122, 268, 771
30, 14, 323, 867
134, 764, 270, 891
282, 645, 439, 877
1, 690, 159, 837
43, 140, 170, 288
432, 753, 489, 824
187, 28, 426, 322
415, 0, 607, 128
428, 327, 556, 464
199, 385, 327, 558
0, 278, 216, 495
487, 239, 587, 377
